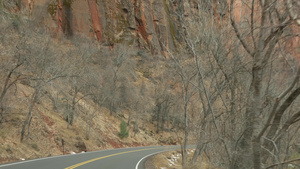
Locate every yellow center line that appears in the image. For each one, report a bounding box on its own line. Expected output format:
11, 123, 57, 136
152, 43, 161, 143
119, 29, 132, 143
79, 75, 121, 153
65, 147, 161, 169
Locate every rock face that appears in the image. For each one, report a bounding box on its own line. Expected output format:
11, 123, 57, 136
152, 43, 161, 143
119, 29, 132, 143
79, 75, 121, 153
17, 0, 235, 57
19, 0, 183, 56
87, 0, 102, 42
12, 0, 300, 58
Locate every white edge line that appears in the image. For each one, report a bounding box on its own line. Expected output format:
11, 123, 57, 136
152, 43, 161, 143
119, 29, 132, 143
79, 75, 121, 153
135, 150, 165, 169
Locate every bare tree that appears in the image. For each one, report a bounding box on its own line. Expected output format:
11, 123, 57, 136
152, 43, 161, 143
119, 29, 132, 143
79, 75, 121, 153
168, 1, 235, 167
230, 0, 300, 168
0, 4, 70, 142
18, 28, 69, 142
152, 84, 174, 134
0, 53, 24, 122
0, 10, 26, 122
101, 45, 136, 115
167, 49, 198, 167
62, 37, 99, 128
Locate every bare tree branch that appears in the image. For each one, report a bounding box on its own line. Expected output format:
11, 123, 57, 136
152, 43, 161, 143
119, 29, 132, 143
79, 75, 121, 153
286, 0, 300, 26
265, 158, 300, 169
258, 68, 300, 139
230, 0, 254, 57
250, 0, 256, 51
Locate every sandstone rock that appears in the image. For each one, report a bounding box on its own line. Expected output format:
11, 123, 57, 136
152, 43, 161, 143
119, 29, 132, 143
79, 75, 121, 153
18, 0, 181, 55
121, 0, 135, 30
87, 0, 102, 42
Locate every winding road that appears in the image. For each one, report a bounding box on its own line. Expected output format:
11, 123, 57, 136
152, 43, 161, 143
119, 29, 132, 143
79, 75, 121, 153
0, 145, 179, 169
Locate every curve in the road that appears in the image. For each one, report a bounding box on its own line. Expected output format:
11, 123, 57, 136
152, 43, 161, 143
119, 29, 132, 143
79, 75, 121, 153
135, 151, 165, 169
0, 145, 180, 169
65, 147, 159, 169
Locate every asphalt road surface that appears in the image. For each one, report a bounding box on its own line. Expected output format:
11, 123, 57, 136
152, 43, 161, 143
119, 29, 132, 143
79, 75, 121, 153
0, 145, 179, 169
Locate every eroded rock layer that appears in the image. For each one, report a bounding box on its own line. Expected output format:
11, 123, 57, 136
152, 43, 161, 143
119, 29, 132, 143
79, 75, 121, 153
19, 0, 185, 56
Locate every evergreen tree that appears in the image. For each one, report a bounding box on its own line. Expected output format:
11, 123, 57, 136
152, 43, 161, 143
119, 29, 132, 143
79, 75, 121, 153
118, 120, 129, 139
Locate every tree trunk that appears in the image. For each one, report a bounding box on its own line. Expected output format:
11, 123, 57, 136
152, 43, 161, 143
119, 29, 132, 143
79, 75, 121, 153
26, 114, 33, 143
69, 87, 78, 126
229, 0, 274, 168
191, 120, 207, 164
127, 110, 132, 126
133, 116, 138, 136
21, 88, 39, 142
67, 102, 70, 129
86, 109, 90, 140
253, 138, 262, 169
109, 100, 115, 115
182, 102, 189, 167
156, 102, 161, 133
262, 86, 300, 163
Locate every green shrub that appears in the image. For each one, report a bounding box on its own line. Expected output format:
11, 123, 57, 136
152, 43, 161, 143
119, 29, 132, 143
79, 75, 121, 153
118, 120, 129, 139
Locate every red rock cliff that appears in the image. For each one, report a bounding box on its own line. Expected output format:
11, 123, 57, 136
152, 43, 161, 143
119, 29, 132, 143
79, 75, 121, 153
18, 0, 182, 56
18, 0, 299, 59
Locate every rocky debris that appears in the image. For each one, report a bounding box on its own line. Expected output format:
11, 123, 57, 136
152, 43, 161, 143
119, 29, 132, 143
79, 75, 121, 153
74, 141, 87, 152
74, 137, 87, 152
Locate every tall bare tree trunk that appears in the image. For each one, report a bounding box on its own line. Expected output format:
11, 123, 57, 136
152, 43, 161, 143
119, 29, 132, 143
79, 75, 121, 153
21, 88, 39, 142
191, 122, 206, 164
229, 0, 272, 168
86, 108, 96, 140
182, 101, 189, 167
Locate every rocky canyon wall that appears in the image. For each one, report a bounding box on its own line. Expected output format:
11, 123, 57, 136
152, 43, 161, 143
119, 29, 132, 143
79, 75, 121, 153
18, 0, 188, 56
15, 0, 299, 59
